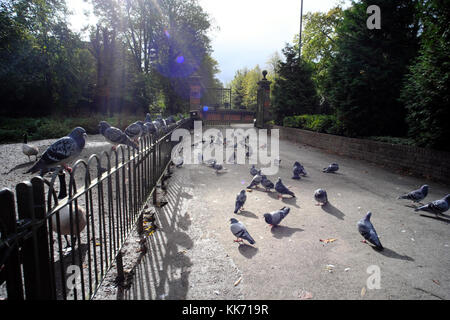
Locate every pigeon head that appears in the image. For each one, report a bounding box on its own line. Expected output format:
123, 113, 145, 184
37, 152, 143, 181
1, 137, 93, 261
145, 113, 152, 123
282, 207, 290, 214
365, 211, 372, 220
230, 218, 238, 224
421, 185, 429, 193
294, 161, 301, 167
23, 133, 28, 144
444, 194, 450, 203
69, 127, 87, 148
99, 121, 111, 135
240, 190, 246, 195
263, 213, 272, 224
277, 177, 282, 182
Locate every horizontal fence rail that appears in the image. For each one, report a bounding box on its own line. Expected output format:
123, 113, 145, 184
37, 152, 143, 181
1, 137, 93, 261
0, 118, 192, 300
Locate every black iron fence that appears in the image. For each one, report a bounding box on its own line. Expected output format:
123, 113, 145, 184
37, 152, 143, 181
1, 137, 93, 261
0, 118, 192, 300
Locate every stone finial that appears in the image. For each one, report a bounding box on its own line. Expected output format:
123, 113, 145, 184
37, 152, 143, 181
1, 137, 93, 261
262, 70, 268, 80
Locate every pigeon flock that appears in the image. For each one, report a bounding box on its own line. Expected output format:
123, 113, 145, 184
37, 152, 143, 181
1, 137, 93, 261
175, 129, 449, 252
23, 113, 179, 176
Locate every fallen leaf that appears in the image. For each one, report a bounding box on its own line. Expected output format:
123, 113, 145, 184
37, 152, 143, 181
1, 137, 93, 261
95, 242, 101, 246
361, 287, 366, 297
299, 290, 313, 300
432, 279, 440, 286
234, 277, 242, 286
320, 238, 337, 244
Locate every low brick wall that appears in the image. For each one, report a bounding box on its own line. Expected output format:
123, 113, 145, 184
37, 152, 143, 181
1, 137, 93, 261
273, 126, 450, 184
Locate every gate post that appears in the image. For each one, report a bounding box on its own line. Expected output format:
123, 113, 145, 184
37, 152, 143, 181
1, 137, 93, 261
256, 70, 272, 128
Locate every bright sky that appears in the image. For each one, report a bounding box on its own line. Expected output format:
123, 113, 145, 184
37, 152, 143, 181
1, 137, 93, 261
68, 0, 348, 85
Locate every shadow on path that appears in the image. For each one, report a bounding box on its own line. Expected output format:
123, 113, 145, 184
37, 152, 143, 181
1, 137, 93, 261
321, 203, 345, 220
270, 225, 304, 239
238, 244, 258, 259
373, 246, 414, 261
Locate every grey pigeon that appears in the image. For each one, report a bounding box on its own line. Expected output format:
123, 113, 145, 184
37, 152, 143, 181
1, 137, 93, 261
314, 188, 328, 206
26, 127, 87, 175
261, 175, 274, 192
230, 218, 255, 245
125, 122, 143, 141
263, 207, 290, 227
415, 194, 450, 216
99, 121, 139, 151
145, 113, 152, 123
293, 161, 307, 179
275, 177, 295, 199
323, 163, 339, 173
250, 164, 259, 176
357, 212, 383, 250
234, 190, 247, 213
210, 160, 223, 172
247, 170, 263, 189
398, 185, 428, 203
22, 133, 39, 161
144, 121, 157, 135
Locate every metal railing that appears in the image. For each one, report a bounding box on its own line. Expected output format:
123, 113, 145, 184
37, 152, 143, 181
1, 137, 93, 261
0, 118, 192, 300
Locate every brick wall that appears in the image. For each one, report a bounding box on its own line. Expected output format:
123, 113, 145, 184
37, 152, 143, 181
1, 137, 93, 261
273, 126, 450, 184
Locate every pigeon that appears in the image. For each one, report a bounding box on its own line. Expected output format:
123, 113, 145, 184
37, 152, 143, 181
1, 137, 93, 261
52, 171, 87, 252
144, 121, 157, 135
263, 207, 290, 227
145, 113, 152, 123
293, 161, 307, 178
26, 127, 87, 175
414, 194, 450, 216
314, 188, 328, 206
357, 211, 383, 250
275, 177, 295, 199
99, 121, 139, 151
274, 158, 281, 166
261, 175, 274, 192
247, 170, 263, 189
230, 218, 255, 245
22, 133, 39, 161
323, 163, 339, 173
397, 185, 428, 204
210, 160, 223, 172
234, 190, 247, 213
250, 164, 259, 176
125, 121, 144, 142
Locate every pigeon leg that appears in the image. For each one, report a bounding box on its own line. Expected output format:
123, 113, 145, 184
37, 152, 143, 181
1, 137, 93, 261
315, 203, 321, 206
63, 164, 73, 174
278, 194, 282, 200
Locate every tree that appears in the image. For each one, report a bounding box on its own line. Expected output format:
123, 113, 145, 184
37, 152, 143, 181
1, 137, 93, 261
271, 44, 319, 125
401, 0, 450, 151
325, 0, 420, 137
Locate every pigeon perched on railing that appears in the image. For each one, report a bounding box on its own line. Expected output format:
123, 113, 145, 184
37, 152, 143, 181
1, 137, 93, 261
234, 190, 247, 213
397, 185, 428, 204
145, 113, 152, 123
26, 127, 87, 175
357, 211, 383, 250
247, 170, 263, 189
323, 163, 339, 173
144, 121, 157, 135
263, 207, 290, 227
275, 177, 295, 199
314, 188, 328, 206
230, 218, 255, 245
125, 122, 144, 142
261, 175, 274, 192
250, 164, 259, 176
414, 194, 450, 216
99, 121, 139, 151
22, 133, 39, 161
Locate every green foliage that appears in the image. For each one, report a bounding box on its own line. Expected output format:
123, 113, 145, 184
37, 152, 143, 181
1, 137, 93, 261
271, 44, 319, 125
229, 65, 262, 111
400, 0, 450, 151
283, 114, 340, 134
367, 136, 416, 146
324, 0, 420, 138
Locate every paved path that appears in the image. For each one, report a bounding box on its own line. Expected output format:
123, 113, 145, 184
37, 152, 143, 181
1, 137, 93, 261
96, 125, 449, 300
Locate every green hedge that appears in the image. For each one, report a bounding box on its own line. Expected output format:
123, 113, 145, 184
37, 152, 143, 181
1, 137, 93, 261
283, 114, 340, 134
0, 114, 147, 143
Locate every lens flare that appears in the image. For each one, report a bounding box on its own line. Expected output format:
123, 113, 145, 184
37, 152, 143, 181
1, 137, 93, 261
203, 106, 209, 112
176, 55, 184, 64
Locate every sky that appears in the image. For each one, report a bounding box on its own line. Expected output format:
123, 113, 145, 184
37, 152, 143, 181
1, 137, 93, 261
67, 0, 348, 85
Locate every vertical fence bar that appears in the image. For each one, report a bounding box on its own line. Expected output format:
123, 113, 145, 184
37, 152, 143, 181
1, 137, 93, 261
30, 177, 54, 299
16, 181, 40, 300
0, 188, 24, 300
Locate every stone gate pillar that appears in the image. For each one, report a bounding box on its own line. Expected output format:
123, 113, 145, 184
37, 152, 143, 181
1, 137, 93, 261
189, 73, 202, 120
256, 70, 272, 128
